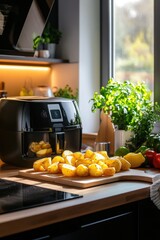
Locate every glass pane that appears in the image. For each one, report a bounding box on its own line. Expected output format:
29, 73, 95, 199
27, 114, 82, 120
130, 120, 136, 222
114, 0, 154, 91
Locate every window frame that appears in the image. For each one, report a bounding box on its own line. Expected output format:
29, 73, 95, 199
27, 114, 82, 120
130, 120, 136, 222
100, 0, 114, 86
154, 0, 160, 103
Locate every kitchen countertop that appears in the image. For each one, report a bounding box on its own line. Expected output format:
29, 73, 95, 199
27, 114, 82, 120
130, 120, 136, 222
0, 165, 159, 238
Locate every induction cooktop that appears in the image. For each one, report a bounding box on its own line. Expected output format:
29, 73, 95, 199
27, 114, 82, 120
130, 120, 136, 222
0, 179, 82, 214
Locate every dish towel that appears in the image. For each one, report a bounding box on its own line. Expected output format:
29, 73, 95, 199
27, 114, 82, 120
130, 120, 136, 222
150, 178, 160, 209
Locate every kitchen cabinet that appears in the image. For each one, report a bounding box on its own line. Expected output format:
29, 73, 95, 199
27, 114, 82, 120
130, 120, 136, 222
0, 0, 78, 65
138, 199, 160, 240
1, 169, 159, 240
2, 201, 138, 240
2, 198, 160, 240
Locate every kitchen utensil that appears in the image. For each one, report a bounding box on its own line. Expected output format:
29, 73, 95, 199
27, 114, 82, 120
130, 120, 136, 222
94, 142, 110, 153
19, 168, 160, 189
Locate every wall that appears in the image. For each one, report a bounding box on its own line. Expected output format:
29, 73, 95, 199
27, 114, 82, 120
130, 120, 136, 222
50, 63, 78, 93
79, 0, 100, 133
55, 0, 101, 133
57, 0, 79, 62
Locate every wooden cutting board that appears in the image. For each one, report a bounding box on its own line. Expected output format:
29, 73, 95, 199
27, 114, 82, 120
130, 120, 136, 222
18, 168, 160, 188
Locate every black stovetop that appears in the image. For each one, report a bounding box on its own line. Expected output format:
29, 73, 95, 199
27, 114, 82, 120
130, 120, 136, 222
0, 179, 82, 214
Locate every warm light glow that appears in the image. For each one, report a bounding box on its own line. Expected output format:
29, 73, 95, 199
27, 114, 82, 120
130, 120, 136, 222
0, 65, 50, 71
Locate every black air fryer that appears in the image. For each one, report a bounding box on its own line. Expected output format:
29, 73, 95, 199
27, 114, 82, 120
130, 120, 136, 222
0, 97, 82, 167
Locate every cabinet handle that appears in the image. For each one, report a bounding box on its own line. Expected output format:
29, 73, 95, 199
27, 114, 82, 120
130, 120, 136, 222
81, 211, 132, 228
33, 235, 50, 240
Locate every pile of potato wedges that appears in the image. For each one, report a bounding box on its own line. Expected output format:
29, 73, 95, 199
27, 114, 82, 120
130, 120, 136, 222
33, 149, 132, 177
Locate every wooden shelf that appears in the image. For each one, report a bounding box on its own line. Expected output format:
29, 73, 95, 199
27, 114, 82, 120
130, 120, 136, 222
0, 54, 68, 66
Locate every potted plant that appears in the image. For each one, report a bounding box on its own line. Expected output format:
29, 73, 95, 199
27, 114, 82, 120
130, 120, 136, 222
53, 84, 79, 103
33, 22, 62, 58
90, 78, 160, 151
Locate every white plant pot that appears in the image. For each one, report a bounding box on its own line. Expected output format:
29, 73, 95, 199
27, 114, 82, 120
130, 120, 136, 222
114, 130, 133, 151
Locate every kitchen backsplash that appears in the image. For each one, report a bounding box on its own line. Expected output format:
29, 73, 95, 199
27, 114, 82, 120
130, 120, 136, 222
0, 63, 78, 97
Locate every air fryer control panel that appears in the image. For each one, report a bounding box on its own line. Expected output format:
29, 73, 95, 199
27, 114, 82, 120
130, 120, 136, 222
48, 104, 63, 122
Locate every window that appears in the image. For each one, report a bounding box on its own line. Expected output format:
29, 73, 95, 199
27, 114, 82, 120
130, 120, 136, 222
101, 0, 160, 102
114, 0, 154, 92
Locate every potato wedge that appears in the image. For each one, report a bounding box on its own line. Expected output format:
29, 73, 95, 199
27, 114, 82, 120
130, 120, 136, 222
91, 152, 105, 162
29, 142, 41, 153
98, 160, 108, 170
119, 157, 131, 171
84, 149, 94, 158
48, 162, 60, 174
58, 162, 65, 173
61, 164, 77, 177
33, 157, 51, 171
36, 148, 52, 157
73, 151, 84, 160
41, 142, 51, 149
52, 156, 65, 163
46, 148, 53, 154
62, 150, 73, 158
88, 163, 103, 177
39, 140, 45, 145
75, 158, 92, 167
64, 155, 76, 165
105, 158, 122, 173
76, 164, 89, 177
103, 167, 116, 176
97, 151, 110, 159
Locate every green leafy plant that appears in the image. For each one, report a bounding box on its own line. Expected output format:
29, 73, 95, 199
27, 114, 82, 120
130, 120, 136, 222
33, 35, 44, 50
90, 78, 160, 150
128, 102, 160, 150
54, 85, 78, 103
33, 23, 62, 50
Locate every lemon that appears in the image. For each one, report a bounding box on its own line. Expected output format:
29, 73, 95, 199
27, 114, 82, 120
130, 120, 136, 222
115, 146, 130, 157
123, 152, 145, 168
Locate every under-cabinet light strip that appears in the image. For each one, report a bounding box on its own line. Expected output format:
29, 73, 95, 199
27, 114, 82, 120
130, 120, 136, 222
0, 65, 50, 71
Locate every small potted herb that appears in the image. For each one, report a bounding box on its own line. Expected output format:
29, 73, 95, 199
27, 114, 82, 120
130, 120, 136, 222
90, 78, 160, 151
33, 22, 62, 58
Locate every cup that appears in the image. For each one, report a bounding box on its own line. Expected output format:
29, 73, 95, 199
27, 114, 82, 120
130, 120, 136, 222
0, 90, 7, 98
94, 142, 110, 154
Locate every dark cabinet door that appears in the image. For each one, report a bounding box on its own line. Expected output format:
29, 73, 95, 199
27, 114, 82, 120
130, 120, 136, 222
52, 203, 139, 240
2, 202, 139, 240
139, 199, 160, 240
